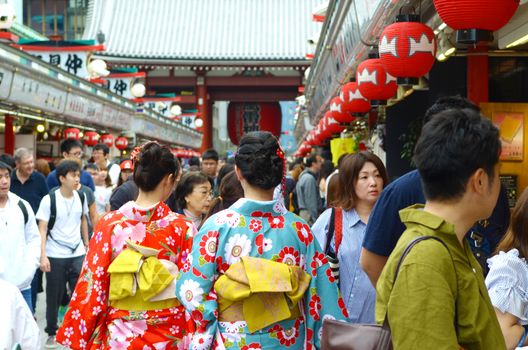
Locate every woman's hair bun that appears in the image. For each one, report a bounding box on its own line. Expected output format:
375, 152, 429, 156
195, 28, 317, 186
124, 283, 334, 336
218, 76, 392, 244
133, 142, 180, 192
235, 131, 284, 190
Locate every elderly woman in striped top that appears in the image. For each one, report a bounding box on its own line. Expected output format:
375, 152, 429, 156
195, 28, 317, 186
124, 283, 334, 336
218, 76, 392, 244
486, 188, 528, 350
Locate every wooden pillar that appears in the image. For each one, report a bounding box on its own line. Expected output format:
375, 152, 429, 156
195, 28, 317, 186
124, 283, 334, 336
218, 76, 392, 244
4, 115, 14, 155
196, 73, 212, 152
467, 46, 489, 105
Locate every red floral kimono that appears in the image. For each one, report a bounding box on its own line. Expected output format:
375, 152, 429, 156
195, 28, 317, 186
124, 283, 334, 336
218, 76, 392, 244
56, 201, 195, 349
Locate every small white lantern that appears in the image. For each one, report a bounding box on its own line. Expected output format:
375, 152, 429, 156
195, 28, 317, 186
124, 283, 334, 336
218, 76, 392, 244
87, 59, 110, 77
130, 83, 146, 98
170, 104, 182, 116
0, 4, 16, 30
194, 117, 204, 128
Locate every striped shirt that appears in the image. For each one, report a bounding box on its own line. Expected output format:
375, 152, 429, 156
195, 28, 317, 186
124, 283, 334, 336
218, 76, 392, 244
312, 207, 376, 323
486, 249, 528, 325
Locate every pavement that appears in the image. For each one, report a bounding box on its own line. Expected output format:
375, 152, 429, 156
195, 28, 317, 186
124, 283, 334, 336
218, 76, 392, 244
35, 276, 67, 350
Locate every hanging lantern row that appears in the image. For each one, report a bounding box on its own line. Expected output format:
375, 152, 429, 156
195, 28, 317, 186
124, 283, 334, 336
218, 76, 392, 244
64, 129, 130, 150
172, 149, 201, 158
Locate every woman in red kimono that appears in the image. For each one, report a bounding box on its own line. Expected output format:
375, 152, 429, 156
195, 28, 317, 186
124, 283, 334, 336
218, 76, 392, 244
56, 142, 195, 349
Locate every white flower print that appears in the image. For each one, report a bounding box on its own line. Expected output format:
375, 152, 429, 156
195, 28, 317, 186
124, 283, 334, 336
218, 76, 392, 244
71, 309, 81, 320
92, 253, 99, 266
170, 325, 180, 334
191, 334, 213, 350
62, 339, 72, 347
95, 266, 104, 277
178, 279, 204, 310
92, 305, 102, 315
108, 319, 148, 342
94, 231, 102, 243
263, 238, 273, 252
223, 331, 244, 343
273, 200, 288, 215
79, 319, 87, 334
102, 242, 109, 254
224, 234, 252, 265
64, 326, 74, 337
300, 254, 307, 269
166, 235, 176, 246
79, 339, 87, 349
220, 321, 246, 333
214, 210, 241, 227
71, 291, 77, 301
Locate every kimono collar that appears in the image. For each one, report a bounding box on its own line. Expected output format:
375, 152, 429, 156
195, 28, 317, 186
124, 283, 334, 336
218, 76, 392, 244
231, 198, 289, 217
119, 201, 170, 223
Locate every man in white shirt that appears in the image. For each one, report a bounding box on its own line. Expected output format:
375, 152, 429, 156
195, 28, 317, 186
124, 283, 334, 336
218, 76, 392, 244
0, 276, 41, 350
92, 143, 120, 187
36, 160, 89, 348
0, 161, 41, 312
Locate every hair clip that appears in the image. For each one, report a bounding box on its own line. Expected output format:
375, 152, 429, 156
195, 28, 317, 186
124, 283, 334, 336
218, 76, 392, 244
130, 146, 142, 164
276, 147, 285, 160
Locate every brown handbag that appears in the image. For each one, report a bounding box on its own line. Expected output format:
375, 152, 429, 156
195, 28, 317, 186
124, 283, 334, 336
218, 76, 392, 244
321, 236, 454, 350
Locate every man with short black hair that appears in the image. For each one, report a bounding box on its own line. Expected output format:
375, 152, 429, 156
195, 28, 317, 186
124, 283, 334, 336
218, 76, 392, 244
46, 139, 95, 191
92, 143, 120, 186
0, 161, 41, 312
37, 160, 88, 348
201, 148, 219, 178
375, 108, 506, 349
296, 154, 323, 225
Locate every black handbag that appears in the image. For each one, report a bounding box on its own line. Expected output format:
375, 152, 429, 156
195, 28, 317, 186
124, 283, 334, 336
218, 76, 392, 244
321, 236, 456, 350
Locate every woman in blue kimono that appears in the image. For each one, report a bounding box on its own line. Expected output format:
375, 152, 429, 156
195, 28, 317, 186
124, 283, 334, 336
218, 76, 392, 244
176, 131, 347, 350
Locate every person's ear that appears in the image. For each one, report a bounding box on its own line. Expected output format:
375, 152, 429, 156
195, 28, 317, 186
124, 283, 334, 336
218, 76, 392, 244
234, 166, 244, 182
470, 168, 487, 194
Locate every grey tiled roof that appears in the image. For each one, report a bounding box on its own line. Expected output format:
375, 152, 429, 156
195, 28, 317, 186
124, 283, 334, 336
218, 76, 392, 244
84, 0, 322, 61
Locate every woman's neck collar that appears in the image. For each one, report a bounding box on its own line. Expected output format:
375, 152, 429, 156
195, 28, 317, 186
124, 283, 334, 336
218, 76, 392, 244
135, 190, 163, 208
241, 184, 274, 201
184, 207, 202, 219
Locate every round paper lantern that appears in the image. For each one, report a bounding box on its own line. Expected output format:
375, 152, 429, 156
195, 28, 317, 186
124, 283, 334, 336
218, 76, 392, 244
115, 136, 128, 150
227, 102, 281, 145
306, 130, 316, 146
379, 16, 436, 85
100, 134, 114, 148
324, 111, 345, 135
318, 118, 331, 141
63, 128, 80, 140
83, 131, 99, 147
433, 0, 518, 32
339, 82, 371, 115
329, 96, 354, 123
357, 58, 398, 105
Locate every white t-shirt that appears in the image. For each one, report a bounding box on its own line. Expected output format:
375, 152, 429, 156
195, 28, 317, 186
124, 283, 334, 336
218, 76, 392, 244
36, 190, 88, 258
94, 185, 112, 215
107, 160, 121, 187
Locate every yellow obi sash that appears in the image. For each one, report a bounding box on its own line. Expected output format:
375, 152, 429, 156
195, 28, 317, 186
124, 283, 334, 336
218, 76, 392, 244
215, 256, 311, 333
107, 240, 180, 311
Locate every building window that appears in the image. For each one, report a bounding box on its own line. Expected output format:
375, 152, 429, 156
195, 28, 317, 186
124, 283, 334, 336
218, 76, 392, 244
23, 0, 88, 40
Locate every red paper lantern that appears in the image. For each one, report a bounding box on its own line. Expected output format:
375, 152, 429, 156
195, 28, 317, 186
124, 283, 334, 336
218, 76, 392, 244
379, 18, 436, 85
227, 102, 282, 145
306, 130, 316, 146
323, 111, 345, 135
339, 82, 371, 115
63, 128, 80, 140
100, 134, 114, 148
357, 58, 398, 105
433, 0, 519, 33
115, 136, 128, 150
82, 131, 99, 147
328, 96, 354, 123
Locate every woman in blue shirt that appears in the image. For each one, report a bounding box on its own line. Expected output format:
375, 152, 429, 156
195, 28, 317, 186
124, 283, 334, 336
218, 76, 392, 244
312, 152, 388, 322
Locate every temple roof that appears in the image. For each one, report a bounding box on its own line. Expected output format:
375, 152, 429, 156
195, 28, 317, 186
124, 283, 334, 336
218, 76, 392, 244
84, 0, 321, 62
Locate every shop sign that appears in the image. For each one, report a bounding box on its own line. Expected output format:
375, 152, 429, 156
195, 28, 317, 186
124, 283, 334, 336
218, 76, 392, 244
499, 175, 518, 208
492, 111, 524, 161
9, 71, 66, 114
31, 51, 89, 79
64, 94, 89, 121
104, 77, 134, 98
0, 66, 14, 100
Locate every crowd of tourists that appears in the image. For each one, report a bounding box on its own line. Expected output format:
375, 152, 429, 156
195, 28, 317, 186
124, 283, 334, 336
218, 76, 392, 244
2, 96, 527, 350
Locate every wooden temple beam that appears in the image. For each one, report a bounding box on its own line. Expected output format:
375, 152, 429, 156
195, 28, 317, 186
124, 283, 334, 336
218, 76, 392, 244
148, 75, 302, 88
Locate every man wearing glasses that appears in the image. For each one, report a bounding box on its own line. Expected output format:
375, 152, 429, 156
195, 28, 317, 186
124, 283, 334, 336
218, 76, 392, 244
46, 139, 95, 192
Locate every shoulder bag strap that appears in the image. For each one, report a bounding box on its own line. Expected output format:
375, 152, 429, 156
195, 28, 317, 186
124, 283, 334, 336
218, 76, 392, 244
334, 207, 343, 254
324, 208, 336, 255
47, 189, 57, 234
382, 235, 458, 331
17, 200, 28, 225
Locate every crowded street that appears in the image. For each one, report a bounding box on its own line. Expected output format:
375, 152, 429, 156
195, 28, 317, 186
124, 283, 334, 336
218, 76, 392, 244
2, 0, 528, 349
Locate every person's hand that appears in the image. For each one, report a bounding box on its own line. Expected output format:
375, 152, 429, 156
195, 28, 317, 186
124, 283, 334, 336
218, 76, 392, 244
40, 255, 51, 272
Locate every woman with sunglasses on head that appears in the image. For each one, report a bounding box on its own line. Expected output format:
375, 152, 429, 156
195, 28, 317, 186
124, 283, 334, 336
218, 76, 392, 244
56, 142, 195, 349
176, 131, 347, 350
174, 171, 214, 229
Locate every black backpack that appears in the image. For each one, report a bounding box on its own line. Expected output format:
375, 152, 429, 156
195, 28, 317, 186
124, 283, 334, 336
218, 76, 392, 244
47, 188, 85, 252
18, 200, 28, 225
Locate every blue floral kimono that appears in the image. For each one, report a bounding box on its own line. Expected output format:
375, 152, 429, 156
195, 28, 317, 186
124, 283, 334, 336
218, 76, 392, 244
176, 198, 347, 350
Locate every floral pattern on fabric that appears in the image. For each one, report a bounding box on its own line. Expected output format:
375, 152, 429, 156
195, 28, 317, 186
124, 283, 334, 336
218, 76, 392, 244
176, 198, 347, 350
56, 201, 196, 349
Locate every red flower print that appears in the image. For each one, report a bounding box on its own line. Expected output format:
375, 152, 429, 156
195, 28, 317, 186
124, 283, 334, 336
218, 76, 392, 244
278, 247, 300, 266
249, 219, 263, 233
295, 221, 313, 245
268, 216, 285, 229
216, 256, 230, 274
241, 343, 262, 350
310, 252, 328, 276
309, 294, 322, 320
255, 234, 264, 254
338, 297, 349, 318
325, 267, 336, 283
199, 230, 218, 263
275, 321, 299, 346
251, 211, 265, 217
305, 328, 314, 350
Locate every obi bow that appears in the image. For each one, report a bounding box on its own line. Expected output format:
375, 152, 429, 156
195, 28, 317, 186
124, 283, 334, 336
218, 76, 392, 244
107, 240, 179, 311
215, 256, 311, 332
